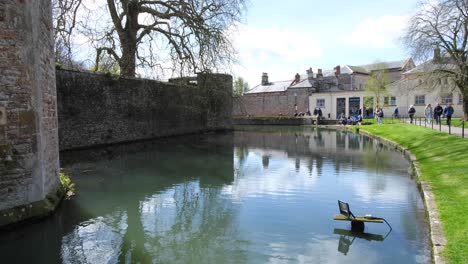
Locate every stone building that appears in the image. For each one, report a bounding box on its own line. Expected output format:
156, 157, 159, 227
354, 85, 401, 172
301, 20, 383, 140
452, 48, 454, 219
386, 52, 464, 118
233, 59, 416, 118
0, 0, 61, 226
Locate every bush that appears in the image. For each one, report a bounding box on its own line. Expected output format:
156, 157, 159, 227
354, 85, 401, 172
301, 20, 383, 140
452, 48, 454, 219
60, 172, 75, 198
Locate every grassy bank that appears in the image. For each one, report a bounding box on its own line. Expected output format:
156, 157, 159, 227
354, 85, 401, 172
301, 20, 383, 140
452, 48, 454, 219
359, 124, 467, 263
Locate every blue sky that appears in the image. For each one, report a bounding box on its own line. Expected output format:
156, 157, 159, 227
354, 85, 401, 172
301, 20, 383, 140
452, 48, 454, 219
233, 0, 421, 87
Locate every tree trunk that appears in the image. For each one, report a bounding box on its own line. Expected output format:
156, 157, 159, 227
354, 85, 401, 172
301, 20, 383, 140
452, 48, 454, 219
117, 2, 139, 77
120, 41, 136, 77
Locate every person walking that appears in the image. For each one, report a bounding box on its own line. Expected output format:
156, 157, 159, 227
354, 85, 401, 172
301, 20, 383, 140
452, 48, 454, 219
446, 103, 454, 126
424, 104, 433, 124
393, 106, 399, 118
434, 103, 443, 125
377, 107, 384, 125
408, 105, 416, 124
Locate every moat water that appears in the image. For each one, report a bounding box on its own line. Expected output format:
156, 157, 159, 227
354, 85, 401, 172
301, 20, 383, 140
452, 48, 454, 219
0, 127, 431, 263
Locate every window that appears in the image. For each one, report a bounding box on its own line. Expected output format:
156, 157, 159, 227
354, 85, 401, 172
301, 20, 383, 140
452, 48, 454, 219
316, 99, 325, 108
415, 95, 425, 105
441, 94, 453, 104
384, 96, 396, 106
459, 93, 463, 105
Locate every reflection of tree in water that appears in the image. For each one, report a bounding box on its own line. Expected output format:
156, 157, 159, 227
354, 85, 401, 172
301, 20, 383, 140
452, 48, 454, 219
314, 129, 325, 147
295, 158, 301, 172
262, 155, 270, 169
111, 180, 244, 263
234, 146, 249, 167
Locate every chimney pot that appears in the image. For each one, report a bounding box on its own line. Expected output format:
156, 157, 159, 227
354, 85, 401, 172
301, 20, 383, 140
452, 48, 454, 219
307, 67, 314, 80
317, 68, 323, 80
334, 65, 341, 77
262, 72, 269, 85
294, 73, 301, 84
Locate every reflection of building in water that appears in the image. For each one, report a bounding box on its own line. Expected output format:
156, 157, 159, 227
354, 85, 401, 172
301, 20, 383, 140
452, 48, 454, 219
234, 127, 408, 177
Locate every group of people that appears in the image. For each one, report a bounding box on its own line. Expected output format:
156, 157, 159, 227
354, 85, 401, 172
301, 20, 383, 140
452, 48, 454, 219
406, 103, 454, 125
339, 113, 362, 126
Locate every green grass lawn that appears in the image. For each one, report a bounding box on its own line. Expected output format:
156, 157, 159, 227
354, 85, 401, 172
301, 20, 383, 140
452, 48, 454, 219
361, 117, 405, 125
450, 118, 466, 128
359, 124, 467, 263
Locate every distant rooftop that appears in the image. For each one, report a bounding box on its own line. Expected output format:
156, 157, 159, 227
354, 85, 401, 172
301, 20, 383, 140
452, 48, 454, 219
245, 80, 293, 94
248, 58, 414, 92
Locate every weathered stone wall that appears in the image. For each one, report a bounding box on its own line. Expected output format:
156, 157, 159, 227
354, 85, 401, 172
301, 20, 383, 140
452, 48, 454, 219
57, 70, 232, 150
232, 87, 310, 117
0, 0, 60, 223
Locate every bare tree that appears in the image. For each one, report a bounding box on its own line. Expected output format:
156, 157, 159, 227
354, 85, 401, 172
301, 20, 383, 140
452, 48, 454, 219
52, 0, 84, 68
364, 64, 390, 107
403, 0, 468, 119
82, 0, 246, 77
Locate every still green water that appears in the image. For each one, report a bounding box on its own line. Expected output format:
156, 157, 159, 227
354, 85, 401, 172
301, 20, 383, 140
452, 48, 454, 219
0, 127, 430, 263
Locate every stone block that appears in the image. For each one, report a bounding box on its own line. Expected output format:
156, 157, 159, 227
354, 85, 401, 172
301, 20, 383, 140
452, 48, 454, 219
0, 107, 5, 125
18, 110, 35, 127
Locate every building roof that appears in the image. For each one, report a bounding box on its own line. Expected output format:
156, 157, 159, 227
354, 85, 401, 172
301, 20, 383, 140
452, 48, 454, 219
291, 78, 316, 88
244, 80, 293, 94
248, 58, 413, 93
358, 58, 412, 71
403, 56, 457, 75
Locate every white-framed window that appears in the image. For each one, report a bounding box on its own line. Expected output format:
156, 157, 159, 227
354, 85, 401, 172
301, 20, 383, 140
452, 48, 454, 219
415, 95, 425, 105
384, 96, 397, 106
459, 93, 463, 105
441, 94, 453, 104
316, 99, 325, 108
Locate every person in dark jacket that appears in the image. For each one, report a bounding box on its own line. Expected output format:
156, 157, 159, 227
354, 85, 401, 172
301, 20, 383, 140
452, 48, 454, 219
408, 105, 416, 124
393, 106, 399, 118
434, 103, 443, 125
445, 103, 454, 126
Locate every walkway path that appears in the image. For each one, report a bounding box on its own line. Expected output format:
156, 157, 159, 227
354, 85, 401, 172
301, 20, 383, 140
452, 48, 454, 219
405, 119, 467, 138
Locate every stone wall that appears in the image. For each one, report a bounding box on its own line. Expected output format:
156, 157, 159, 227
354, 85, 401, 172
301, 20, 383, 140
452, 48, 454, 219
232, 87, 310, 117
0, 0, 61, 225
57, 70, 232, 150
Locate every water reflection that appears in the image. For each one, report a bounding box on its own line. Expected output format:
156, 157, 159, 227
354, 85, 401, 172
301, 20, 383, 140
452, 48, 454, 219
334, 228, 388, 256
0, 128, 430, 263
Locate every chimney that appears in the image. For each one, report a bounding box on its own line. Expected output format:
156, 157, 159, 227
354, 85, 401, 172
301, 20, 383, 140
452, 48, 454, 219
262, 72, 269, 85
433, 45, 441, 63
334, 65, 341, 77
294, 73, 301, 84
306, 67, 314, 80
317, 68, 323, 80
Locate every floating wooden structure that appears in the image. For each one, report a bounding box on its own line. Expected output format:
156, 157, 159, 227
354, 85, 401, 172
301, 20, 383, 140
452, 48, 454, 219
334, 200, 392, 232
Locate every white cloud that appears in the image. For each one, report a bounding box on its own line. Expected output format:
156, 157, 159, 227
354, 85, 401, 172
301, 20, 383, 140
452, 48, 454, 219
234, 25, 322, 62
232, 25, 323, 86
340, 15, 409, 49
